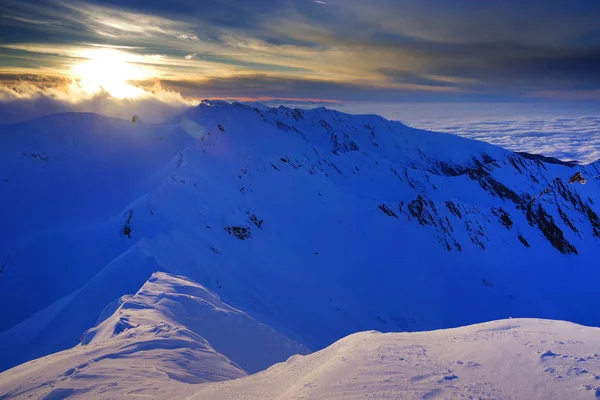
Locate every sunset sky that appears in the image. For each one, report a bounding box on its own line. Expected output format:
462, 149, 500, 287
2, 0, 600, 103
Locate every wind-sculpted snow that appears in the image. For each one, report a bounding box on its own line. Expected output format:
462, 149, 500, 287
81, 272, 310, 373
0, 272, 308, 399
1, 101, 599, 372
191, 319, 600, 400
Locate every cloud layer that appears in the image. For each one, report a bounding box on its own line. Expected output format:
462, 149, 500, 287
0, 81, 194, 125
1, 0, 600, 101
425, 116, 600, 165
370, 103, 600, 165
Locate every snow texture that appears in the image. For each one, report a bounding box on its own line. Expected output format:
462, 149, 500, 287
1, 101, 599, 375
0, 272, 308, 399
191, 318, 600, 400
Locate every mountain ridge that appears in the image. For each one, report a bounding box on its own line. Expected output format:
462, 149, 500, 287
1, 102, 599, 372
3, 273, 600, 400
0, 271, 308, 400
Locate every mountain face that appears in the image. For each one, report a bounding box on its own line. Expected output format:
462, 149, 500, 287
0, 272, 308, 399
1, 101, 599, 371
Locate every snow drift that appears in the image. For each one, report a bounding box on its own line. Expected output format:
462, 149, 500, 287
191, 318, 600, 400
2, 274, 600, 400
0, 272, 308, 399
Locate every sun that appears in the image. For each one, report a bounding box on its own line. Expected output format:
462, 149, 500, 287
71, 49, 150, 99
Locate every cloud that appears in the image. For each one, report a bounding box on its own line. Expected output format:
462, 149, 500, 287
155, 74, 475, 103
178, 34, 199, 41
0, 80, 195, 125
360, 102, 600, 165
444, 117, 600, 164
2, 0, 600, 101
2, 0, 600, 163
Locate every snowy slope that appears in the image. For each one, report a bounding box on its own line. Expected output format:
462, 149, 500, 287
0, 113, 192, 333
1, 101, 599, 371
0, 272, 308, 400
191, 318, 600, 400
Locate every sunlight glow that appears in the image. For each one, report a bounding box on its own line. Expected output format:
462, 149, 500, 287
71, 49, 150, 99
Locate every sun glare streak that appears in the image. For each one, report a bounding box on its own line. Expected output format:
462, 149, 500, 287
71, 49, 151, 99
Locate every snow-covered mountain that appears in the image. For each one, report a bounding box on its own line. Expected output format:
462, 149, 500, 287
0, 272, 308, 399
3, 274, 599, 400
1, 101, 599, 373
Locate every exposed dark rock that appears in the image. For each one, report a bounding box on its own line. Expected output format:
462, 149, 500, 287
318, 120, 359, 154
437, 155, 495, 177
517, 152, 578, 167
323, 160, 344, 175
493, 207, 514, 229
274, 120, 300, 133
403, 168, 424, 191
529, 174, 540, 184
224, 225, 252, 240
509, 157, 524, 174
24, 152, 51, 161
408, 195, 437, 226
123, 209, 133, 238
437, 162, 468, 177
477, 174, 524, 205
465, 219, 487, 250
378, 204, 398, 218
291, 109, 304, 121
319, 119, 332, 131
554, 178, 584, 210
568, 172, 587, 185
558, 206, 579, 234
249, 213, 264, 228
0, 254, 10, 276
518, 235, 531, 247
390, 168, 403, 181
526, 203, 577, 254
454, 240, 463, 251
445, 201, 463, 219
586, 206, 600, 238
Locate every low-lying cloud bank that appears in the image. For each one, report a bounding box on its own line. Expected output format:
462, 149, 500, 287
0, 81, 195, 125
420, 116, 600, 165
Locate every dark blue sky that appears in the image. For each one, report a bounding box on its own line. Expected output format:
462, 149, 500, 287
1, 0, 599, 102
